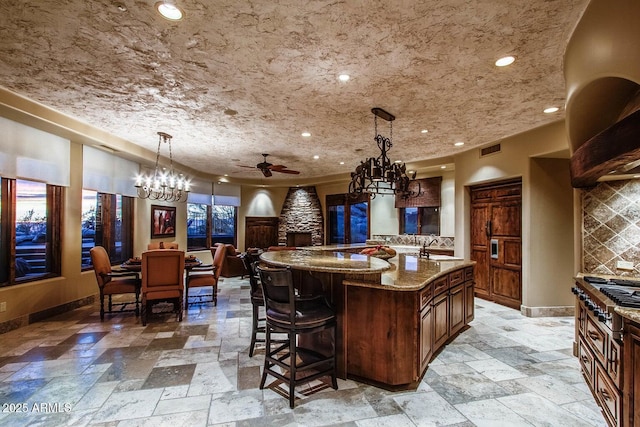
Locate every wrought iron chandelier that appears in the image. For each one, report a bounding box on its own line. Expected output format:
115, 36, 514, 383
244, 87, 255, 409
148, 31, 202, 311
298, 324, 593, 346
348, 108, 420, 199
134, 132, 190, 202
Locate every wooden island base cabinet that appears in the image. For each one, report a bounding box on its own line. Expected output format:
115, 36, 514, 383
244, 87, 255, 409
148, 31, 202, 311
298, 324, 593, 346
260, 249, 475, 391
344, 266, 475, 389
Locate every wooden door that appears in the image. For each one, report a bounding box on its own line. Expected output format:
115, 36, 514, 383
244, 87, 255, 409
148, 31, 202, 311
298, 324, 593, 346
245, 217, 279, 250
470, 180, 522, 309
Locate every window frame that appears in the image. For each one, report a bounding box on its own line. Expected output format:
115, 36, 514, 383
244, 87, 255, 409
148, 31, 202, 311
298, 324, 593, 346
187, 202, 212, 251
81, 190, 134, 270
1, 177, 63, 286
398, 206, 440, 236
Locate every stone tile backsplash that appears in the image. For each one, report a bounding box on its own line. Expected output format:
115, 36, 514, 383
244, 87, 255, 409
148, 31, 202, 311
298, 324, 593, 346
370, 234, 454, 249
582, 180, 640, 276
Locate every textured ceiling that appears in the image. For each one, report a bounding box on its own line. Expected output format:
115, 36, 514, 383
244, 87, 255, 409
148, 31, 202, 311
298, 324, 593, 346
0, 0, 588, 182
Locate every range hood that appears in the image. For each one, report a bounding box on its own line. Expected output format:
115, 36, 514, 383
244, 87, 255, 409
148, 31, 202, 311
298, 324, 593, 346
570, 109, 640, 187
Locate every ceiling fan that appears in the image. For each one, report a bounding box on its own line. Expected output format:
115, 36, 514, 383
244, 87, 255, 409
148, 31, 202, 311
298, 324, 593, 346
241, 153, 301, 177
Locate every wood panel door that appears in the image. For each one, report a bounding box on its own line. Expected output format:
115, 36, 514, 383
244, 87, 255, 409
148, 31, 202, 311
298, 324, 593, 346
245, 216, 279, 250
470, 180, 522, 309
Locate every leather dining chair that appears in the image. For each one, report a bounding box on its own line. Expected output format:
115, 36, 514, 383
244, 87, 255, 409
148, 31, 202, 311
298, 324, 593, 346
90, 246, 141, 321
147, 241, 179, 250
256, 264, 338, 408
140, 249, 184, 326
185, 243, 225, 309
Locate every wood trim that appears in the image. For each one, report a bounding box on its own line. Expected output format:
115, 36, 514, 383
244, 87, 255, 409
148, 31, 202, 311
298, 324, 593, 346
570, 109, 640, 188
395, 177, 442, 208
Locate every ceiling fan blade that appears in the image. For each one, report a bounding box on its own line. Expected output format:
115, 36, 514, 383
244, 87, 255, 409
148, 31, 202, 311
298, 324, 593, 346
261, 168, 272, 177
273, 169, 300, 175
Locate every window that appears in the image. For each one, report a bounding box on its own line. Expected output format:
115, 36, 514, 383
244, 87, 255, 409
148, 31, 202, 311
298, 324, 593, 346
212, 205, 237, 245
399, 207, 440, 235
1, 178, 63, 286
187, 203, 211, 251
81, 190, 134, 269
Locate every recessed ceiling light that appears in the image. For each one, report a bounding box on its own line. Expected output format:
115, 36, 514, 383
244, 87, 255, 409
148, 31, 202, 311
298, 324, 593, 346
394, 160, 403, 164
155, 2, 184, 21
440, 165, 446, 169
313, 155, 319, 160
338, 74, 350, 82
544, 107, 559, 114
495, 56, 515, 67
224, 174, 228, 177
301, 131, 311, 137
339, 161, 345, 165
454, 141, 465, 147
421, 129, 429, 134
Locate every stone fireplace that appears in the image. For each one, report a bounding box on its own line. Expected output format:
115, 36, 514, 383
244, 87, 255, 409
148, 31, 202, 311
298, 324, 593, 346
278, 186, 324, 246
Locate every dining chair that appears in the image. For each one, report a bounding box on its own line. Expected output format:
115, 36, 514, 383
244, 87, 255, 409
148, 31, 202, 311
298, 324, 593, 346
140, 249, 185, 326
256, 264, 338, 408
89, 246, 141, 321
147, 241, 179, 250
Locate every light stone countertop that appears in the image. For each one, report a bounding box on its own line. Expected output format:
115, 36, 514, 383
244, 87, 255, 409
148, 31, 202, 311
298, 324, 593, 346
260, 249, 474, 292
260, 249, 391, 274
615, 306, 640, 324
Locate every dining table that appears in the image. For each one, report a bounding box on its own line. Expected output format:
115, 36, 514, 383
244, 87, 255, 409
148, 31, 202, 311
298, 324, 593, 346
119, 256, 202, 272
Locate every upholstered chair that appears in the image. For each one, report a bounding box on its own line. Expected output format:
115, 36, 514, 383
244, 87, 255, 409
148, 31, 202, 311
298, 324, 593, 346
140, 249, 184, 326
147, 241, 179, 250
90, 246, 141, 321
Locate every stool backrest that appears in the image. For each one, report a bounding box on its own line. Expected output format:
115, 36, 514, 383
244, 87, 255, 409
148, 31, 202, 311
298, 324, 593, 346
256, 265, 296, 323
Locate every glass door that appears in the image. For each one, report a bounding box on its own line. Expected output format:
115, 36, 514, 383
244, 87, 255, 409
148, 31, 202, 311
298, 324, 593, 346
328, 204, 345, 244
349, 201, 368, 243
326, 194, 369, 244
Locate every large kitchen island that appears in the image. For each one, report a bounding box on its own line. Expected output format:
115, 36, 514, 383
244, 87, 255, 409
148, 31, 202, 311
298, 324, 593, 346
260, 246, 475, 390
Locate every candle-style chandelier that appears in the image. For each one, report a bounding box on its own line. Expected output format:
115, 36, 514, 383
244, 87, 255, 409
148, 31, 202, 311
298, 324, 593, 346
348, 108, 420, 199
134, 132, 190, 202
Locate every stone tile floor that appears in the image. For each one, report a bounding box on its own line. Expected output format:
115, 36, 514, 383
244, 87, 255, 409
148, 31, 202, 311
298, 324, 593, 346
0, 276, 606, 426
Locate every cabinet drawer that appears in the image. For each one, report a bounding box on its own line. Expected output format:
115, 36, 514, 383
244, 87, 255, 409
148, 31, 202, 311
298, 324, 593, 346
578, 337, 594, 387
464, 267, 473, 281
585, 316, 607, 366
450, 269, 464, 286
433, 276, 449, 296
419, 284, 433, 310
595, 363, 621, 427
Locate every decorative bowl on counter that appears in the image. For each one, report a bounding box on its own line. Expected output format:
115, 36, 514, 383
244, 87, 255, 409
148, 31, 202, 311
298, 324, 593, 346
360, 246, 397, 259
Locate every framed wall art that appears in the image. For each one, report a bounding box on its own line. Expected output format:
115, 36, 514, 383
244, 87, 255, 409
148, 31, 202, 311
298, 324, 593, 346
151, 205, 176, 238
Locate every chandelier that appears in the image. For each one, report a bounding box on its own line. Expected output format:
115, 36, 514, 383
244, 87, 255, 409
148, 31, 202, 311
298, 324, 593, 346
348, 108, 420, 199
134, 132, 190, 202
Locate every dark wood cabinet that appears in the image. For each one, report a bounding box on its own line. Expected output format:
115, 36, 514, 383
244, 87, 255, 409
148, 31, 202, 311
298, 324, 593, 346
465, 280, 475, 324
624, 322, 640, 427
346, 265, 474, 389
449, 283, 465, 336
470, 180, 522, 309
245, 216, 279, 250
432, 292, 449, 350
420, 304, 433, 373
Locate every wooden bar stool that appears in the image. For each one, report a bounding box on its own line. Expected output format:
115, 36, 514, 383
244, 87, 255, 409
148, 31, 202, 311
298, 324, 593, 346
256, 264, 338, 408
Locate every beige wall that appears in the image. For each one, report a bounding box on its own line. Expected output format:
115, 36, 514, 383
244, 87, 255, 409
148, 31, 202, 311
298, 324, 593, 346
454, 121, 575, 310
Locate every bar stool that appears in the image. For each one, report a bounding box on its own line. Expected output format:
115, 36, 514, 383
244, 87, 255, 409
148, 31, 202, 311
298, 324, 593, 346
256, 265, 338, 408
241, 253, 265, 357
